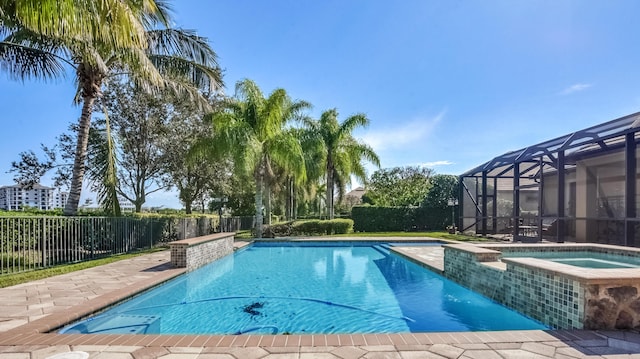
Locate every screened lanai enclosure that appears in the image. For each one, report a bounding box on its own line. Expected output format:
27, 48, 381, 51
459, 112, 640, 247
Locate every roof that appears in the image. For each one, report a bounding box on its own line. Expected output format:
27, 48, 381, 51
461, 111, 640, 178
0, 183, 54, 190
345, 186, 366, 198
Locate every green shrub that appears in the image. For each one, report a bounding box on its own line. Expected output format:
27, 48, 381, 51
327, 218, 353, 234
351, 206, 454, 232
265, 221, 294, 237
0, 253, 37, 273
264, 219, 354, 237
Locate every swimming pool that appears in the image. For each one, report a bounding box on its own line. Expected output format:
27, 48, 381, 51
60, 241, 546, 335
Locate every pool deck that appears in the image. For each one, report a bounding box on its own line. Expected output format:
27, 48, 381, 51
0, 239, 639, 358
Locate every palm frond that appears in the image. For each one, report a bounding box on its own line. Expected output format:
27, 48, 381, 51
138, 0, 173, 28
261, 88, 289, 138
345, 140, 381, 168
148, 54, 222, 93
209, 109, 261, 176
0, 40, 65, 80
116, 45, 164, 89
267, 131, 307, 181
8, 0, 148, 49
146, 28, 218, 68
338, 113, 370, 139
97, 109, 121, 216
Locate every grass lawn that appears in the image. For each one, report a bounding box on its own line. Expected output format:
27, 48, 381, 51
327, 231, 485, 242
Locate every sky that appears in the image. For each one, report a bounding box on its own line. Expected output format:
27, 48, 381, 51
3, 0, 640, 208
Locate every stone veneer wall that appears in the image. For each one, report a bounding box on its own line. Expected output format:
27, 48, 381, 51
169, 233, 234, 272
585, 283, 640, 330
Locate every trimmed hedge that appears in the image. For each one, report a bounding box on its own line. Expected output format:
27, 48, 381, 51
351, 206, 455, 232
265, 219, 354, 237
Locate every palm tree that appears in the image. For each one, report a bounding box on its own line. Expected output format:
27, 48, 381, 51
305, 109, 380, 219
2, 1, 222, 215
195, 79, 310, 238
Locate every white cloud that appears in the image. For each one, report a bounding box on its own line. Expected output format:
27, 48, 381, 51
559, 83, 592, 95
419, 160, 454, 167
361, 110, 445, 151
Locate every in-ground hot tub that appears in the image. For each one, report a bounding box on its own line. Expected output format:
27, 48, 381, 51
500, 249, 640, 269
443, 243, 640, 330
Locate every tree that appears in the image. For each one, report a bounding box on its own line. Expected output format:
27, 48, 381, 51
10, 121, 123, 214
2, 1, 222, 215
63, 25, 221, 215
9, 147, 56, 188
195, 79, 310, 237
100, 82, 170, 212
304, 109, 380, 219
221, 173, 256, 216
366, 166, 434, 207
422, 174, 459, 208
161, 95, 232, 214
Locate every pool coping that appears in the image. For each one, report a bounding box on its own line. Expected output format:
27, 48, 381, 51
2, 238, 640, 357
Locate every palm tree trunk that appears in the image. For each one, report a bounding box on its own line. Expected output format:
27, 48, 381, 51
288, 177, 294, 220
63, 95, 96, 216
265, 183, 272, 226
255, 171, 264, 238
326, 162, 335, 220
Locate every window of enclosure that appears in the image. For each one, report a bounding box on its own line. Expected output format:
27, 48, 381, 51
496, 177, 514, 233
542, 169, 558, 217
575, 151, 625, 220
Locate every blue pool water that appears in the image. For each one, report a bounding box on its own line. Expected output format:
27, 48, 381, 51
60, 242, 546, 335
502, 250, 640, 269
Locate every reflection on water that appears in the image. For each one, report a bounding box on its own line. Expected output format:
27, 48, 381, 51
59, 242, 546, 335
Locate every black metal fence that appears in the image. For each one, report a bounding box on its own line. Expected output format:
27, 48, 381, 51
0, 215, 254, 274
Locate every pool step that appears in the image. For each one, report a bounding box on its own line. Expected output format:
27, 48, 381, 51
372, 244, 391, 256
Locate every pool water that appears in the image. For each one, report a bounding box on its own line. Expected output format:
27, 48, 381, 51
60, 242, 546, 335
549, 258, 640, 269
502, 250, 640, 269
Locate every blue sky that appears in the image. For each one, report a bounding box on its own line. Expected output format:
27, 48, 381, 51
3, 0, 640, 208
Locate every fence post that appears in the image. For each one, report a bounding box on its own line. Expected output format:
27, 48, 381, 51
90, 218, 95, 259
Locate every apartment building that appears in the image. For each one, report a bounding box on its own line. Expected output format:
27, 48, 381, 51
0, 184, 68, 210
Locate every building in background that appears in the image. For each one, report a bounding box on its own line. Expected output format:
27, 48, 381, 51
0, 184, 68, 210
117, 195, 136, 212
342, 186, 366, 212
53, 191, 69, 209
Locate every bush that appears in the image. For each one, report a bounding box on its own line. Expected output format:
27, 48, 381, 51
264, 219, 354, 237
265, 221, 294, 237
351, 205, 454, 232
330, 218, 354, 234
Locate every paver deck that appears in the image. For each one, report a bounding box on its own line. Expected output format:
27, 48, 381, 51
0, 239, 639, 358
